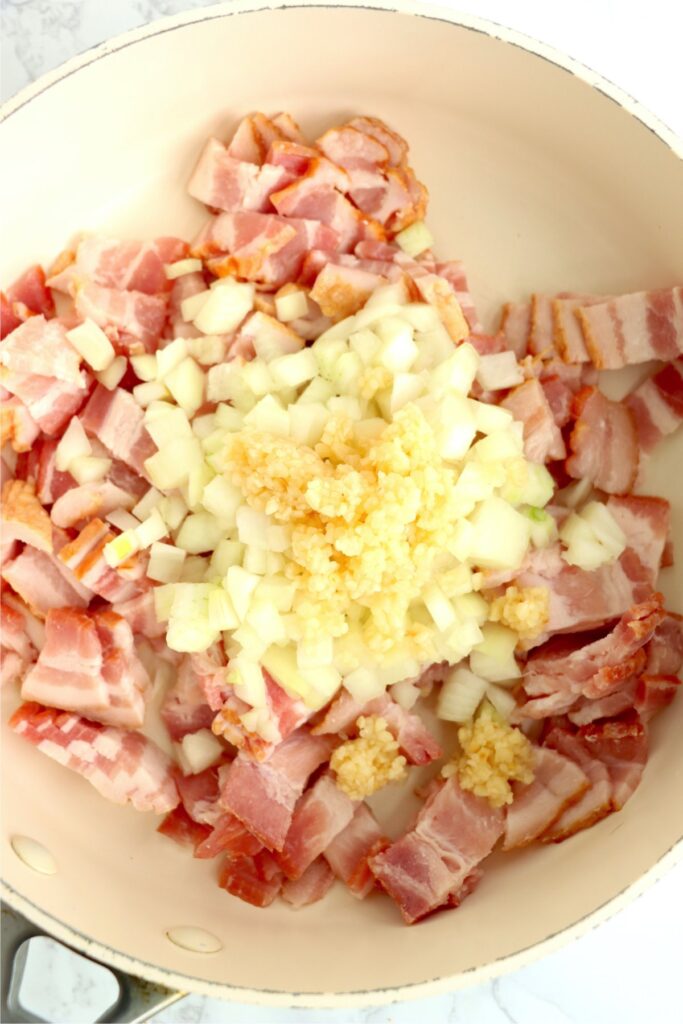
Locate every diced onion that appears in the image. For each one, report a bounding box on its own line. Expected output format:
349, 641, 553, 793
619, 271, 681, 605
135, 508, 168, 549
275, 288, 309, 322
469, 623, 521, 683
164, 357, 205, 416
95, 355, 127, 390
194, 281, 254, 335
55, 417, 91, 471
105, 509, 139, 533
130, 354, 157, 381
176, 728, 224, 774
164, 258, 202, 280
395, 220, 434, 258
437, 666, 488, 722
475, 352, 524, 391
66, 318, 115, 371
148, 542, 186, 583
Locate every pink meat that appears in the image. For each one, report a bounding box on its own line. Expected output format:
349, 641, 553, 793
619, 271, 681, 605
272, 177, 375, 252
499, 301, 531, 358
194, 812, 263, 860
218, 730, 335, 852
166, 270, 205, 340
92, 609, 150, 727
227, 112, 294, 164
324, 802, 387, 898
277, 772, 357, 881
501, 378, 566, 463
626, 359, 683, 452
50, 481, 135, 529
579, 712, 648, 810
2, 368, 89, 436
503, 746, 589, 849
34, 439, 75, 504
567, 680, 639, 726
75, 282, 167, 352
175, 766, 224, 827
281, 858, 336, 908
566, 386, 639, 494
0, 316, 82, 384
432, 260, 482, 333
188, 137, 294, 212
48, 237, 187, 295
634, 675, 680, 723
2, 546, 90, 613
1, 396, 41, 453
157, 805, 212, 851
212, 668, 311, 762
0, 597, 38, 661
196, 211, 339, 287
58, 519, 142, 604
540, 375, 574, 428
370, 779, 504, 924
161, 656, 216, 741
10, 702, 179, 813
20, 607, 107, 712
1, 649, 28, 687
552, 294, 606, 363
81, 385, 156, 475
606, 495, 670, 584
6, 265, 55, 319
542, 727, 613, 841
577, 287, 683, 368
644, 612, 683, 675
113, 589, 166, 639
218, 849, 283, 908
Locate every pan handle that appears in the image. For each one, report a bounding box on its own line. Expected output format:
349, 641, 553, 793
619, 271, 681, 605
1, 902, 185, 1024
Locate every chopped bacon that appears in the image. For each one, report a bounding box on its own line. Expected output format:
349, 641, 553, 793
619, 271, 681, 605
195, 211, 339, 288
2, 367, 89, 436
1, 292, 23, 339
5, 265, 55, 320
606, 495, 670, 583
157, 805, 211, 851
218, 849, 283, 908
1, 479, 52, 552
218, 730, 335, 852
566, 387, 639, 494
349, 116, 408, 166
74, 283, 167, 353
552, 295, 606, 363
0, 316, 82, 384
310, 262, 388, 320
81, 385, 156, 475
324, 802, 387, 898
277, 773, 357, 881
1, 649, 27, 687
188, 137, 295, 213
48, 237, 187, 295
501, 378, 566, 463
567, 680, 638, 727
113, 589, 165, 638
194, 812, 263, 860
499, 301, 531, 358
634, 675, 680, 723
281, 858, 336, 908
503, 746, 589, 849
0, 596, 38, 661
9, 702, 178, 813
0, 396, 41, 453
92, 609, 150, 727
539, 375, 574, 429
644, 612, 683, 675
58, 519, 142, 603
161, 656, 216, 741
579, 712, 648, 810
166, 270, 205, 340
2, 546, 90, 614
271, 174, 378, 252
430, 261, 481, 333
542, 727, 613, 841
34, 439, 75, 504
370, 778, 504, 924
626, 359, 683, 452
174, 766, 224, 826
227, 112, 294, 165
577, 287, 683, 369
50, 480, 135, 529
411, 272, 469, 343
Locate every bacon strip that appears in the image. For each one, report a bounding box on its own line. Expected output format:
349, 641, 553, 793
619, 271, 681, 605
503, 746, 589, 849
281, 858, 336, 908
324, 802, 387, 898
566, 386, 639, 494
277, 773, 357, 881
501, 378, 566, 463
577, 287, 683, 369
626, 359, 683, 453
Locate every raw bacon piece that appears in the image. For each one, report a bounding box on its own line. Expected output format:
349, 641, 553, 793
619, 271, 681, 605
1, 292, 23, 339
113, 589, 166, 639
58, 519, 142, 604
81, 385, 156, 475
349, 116, 408, 167
552, 295, 606, 364
567, 680, 638, 726
218, 849, 283, 908
579, 712, 648, 810
542, 727, 613, 841
0, 397, 41, 453
626, 359, 683, 452
157, 805, 211, 851
313, 690, 441, 765
324, 802, 386, 898
0, 316, 82, 384
2, 368, 89, 436
499, 301, 531, 358
161, 656, 216, 741
6, 265, 55, 319
540, 375, 574, 429
188, 137, 294, 213
644, 612, 683, 675
316, 124, 390, 171
503, 746, 589, 849
0, 597, 38, 662
75, 283, 167, 352
566, 387, 639, 494
51, 237, 186, 295
2, 547, 90, 614
194, 812, 263, 860
277, 773, 357, 881
310, 262, 388, 320
218, 730, 335, 852
1, 479, 52, 552
50, 481, 135, 529
634, 675, 680, 722
1, 649, 27, 687
433, 261, 481, 333
606, 496, 670, 583
174, 766, 223, 826
281, 858, 335, 908
271, 171, 378, 252
21, 607, 107, 713
9, 702, 179, 813
227, 112, 294, 164
501, 378, 566, 463
370, 779, 504, 924
577, 287, 683, 369
92, 609, 150, 727
35, 439, 75, 504
166, 270, 205, 340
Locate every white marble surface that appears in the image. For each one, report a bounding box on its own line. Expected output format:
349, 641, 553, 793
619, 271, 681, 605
2, 1, 683, 1022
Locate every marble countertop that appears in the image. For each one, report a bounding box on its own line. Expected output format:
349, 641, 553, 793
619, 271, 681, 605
2, 1, 682, 1022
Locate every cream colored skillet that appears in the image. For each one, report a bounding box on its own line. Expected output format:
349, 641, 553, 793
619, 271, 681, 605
1, 1, 682, 1018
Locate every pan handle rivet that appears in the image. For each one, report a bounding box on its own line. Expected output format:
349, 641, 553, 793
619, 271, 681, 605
166, 926, 222, 953
10, 836, 57, 875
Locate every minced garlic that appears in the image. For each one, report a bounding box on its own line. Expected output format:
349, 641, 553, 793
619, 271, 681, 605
443, 702, 534, 807
225, 404, 467, 662
488, 585, 549, 641
331, 715, 407, 800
